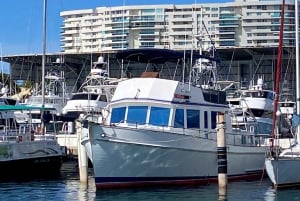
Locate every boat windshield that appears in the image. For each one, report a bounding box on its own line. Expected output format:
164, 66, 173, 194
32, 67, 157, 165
110, 105, 170, 127
71, 93, 107, 101
245, 91, 274, 100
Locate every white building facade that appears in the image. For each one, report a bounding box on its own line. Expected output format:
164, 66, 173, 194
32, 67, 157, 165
60, 0, 296, 53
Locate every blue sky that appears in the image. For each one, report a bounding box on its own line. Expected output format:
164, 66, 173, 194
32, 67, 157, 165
0, 0, 230, 56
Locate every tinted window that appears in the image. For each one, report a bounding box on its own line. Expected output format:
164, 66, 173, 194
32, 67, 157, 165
187, 109, 200, 129
174, 108, 184, 128
127, 106, 147, 125
211, 111, 217, 129
110, 107, 126, 123
71, 93, 104, 101
149, 107, 170, 126
204, 111, 208, 129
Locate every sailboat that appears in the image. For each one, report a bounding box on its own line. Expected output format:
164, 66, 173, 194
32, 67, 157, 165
264, 0, 300, 189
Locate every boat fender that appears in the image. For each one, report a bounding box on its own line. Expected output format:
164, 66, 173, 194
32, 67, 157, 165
31, 130, 35, 141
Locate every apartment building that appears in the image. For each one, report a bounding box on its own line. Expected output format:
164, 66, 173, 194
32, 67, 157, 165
60, 0, 296, 53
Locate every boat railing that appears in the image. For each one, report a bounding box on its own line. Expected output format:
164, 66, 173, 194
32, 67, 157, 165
108, 120, 270, 147
0, 124, 58, 143
0, 124, 30, 143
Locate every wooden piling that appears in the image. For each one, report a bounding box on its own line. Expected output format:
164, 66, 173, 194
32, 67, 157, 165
217, 112, 227, 198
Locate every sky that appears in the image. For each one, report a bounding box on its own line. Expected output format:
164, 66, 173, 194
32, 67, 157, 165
0, 0, 231, 57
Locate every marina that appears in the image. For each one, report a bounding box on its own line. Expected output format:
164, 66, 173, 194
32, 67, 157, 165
1, 0, 300, 199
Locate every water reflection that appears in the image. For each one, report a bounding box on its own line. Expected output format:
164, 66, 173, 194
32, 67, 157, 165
1, 161, 300, 201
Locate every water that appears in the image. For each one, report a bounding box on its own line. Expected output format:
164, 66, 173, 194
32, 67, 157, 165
0, 161, 300, 201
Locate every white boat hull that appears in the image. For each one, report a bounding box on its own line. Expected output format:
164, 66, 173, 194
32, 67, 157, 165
242, 97, 273, 112
85, 123, 266, 189
265, 157, 300, 188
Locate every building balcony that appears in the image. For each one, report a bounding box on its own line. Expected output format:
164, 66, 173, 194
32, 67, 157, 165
64, 30, 80, 34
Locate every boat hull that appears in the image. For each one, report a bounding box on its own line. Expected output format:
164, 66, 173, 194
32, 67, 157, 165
265, 158, 300, 188
0, 156, 62, 180
86, 124, 266, 189
0, 141, 63, 180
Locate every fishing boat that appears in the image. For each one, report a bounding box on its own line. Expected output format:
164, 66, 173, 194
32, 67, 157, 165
264, 0, 300, 189
227, 77, 275, 117
81, 48, 270, 189
0, 104, 64, 180
61, 56, 118, 121
226, 77, 275, 136
14, 63, 69, 124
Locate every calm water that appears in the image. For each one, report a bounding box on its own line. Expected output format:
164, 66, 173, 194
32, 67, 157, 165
0, 161, 300, 201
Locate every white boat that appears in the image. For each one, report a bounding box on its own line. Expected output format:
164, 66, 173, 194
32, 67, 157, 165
0, 104, 64, 180
15, 66, 69, 124
81, 48, 270, 189
226, 77, 275, 117
227, 79, 275, 136
62, 56, 118, 121
264, 0, 300, 189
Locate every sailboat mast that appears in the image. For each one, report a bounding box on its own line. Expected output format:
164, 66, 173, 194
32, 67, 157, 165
41, 0, 47, 133
42, 0, 47, 107
295, 0, 300, 143
271, 0, 285, 146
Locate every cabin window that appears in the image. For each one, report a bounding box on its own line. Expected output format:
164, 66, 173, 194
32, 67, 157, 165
204, 111, 208, 129
127, 106, 148, 125
91, 94, 99, 100
187, 109, 200, 129
149, 107, 170, 126
211, 111, 217, 129
110, 107, 126, 123
99, 95, 108, 102
174, 108, 184, 128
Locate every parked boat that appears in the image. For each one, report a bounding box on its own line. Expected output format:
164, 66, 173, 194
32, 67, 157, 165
62, 56, 118, 121
226, 77, 275, 137
0, 104, 64, 180
227, 77, 275, 117
264, 0, 300, 189
14, 65, 69, 124
81, 48, 270, 189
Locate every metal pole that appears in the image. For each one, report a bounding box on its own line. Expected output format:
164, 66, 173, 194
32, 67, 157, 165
41, 0, 47, 134
295, 0, 300, 143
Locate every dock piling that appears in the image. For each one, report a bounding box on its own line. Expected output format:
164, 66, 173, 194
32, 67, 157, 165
217, 112, 228, 199
76, 120, 88, 185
